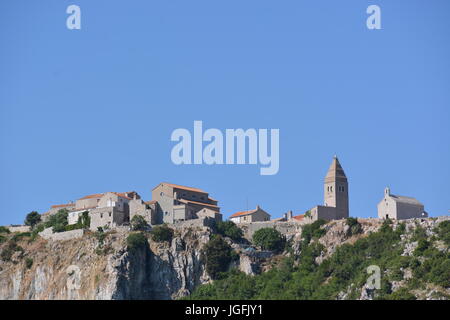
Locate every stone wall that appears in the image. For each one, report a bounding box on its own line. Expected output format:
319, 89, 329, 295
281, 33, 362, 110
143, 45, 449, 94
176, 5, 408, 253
171, 217, 216, 229
238, 220, 304, 239
7, 225, 31, 233
38, 227, 84, 241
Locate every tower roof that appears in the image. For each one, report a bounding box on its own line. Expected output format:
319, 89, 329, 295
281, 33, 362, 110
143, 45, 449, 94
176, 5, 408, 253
325, 156, 347, 183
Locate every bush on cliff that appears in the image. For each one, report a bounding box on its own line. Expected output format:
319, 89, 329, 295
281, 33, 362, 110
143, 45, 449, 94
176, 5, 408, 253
345, 217, 362, 236
126, 232, 148, 253
301, 219, 327, 244
215, 221, 243, 241
131, 215, 149, 231
187, 221, 432, 300
203, 235, 233, 280
151, 224, 173, 242
0, 226, 10, 234
252, 228, 285, 252
435, 220, 450, 245
45, 209, 68, 233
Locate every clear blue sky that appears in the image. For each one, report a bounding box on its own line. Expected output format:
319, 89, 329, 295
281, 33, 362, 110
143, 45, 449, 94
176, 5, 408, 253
1, 0, 449, 225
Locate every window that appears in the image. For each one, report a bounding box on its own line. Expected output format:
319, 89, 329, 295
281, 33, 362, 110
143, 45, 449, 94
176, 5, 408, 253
160, 192, 164, 197
109, 212, 111, 217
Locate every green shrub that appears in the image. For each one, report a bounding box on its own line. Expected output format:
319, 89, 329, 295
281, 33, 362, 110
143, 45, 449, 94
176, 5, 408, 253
346, 217, 362, 236
388, 287, 416, 300
12, 232, 31, 242
203, 235, 233, 279
131, 215, 149, 231
435, 220, 450, 245
0, 226, 10, 234
126, 232, 148, 252
24, 211, 41, 228
45, 209, 68, 233
78, 211, 91, 229
215, 221, 243, 241
414, 239, 430, 256
301, 219, 327, 244
252, 228, 285, 252
25, 258, 33, 269
1, 241, 24, 262
151, 224, 174, 242
0, 235, 5, 244
30, 223, 45, 241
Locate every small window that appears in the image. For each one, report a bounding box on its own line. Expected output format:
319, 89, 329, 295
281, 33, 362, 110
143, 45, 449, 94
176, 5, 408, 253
160, 192, 164, 197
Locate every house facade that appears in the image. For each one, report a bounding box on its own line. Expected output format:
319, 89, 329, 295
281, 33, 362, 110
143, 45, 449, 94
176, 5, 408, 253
377, 187, 427, 220
229, 205, 271, 223
152, 182, 221, 224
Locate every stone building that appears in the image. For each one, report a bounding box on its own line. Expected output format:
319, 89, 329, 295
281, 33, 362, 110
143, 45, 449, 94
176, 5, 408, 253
152, 182, 220, 224
129, 199, 157, 226
229, 205, 271, 224
377, 187, 427, 220
306, 156, 350, 222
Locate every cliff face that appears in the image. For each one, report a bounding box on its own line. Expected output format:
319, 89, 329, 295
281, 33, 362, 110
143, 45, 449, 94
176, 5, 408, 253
1, 217, 448, 300
0, 227, 211, 300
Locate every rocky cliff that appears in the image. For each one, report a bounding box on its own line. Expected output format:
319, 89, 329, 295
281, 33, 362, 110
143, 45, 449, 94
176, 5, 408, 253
0, 217, 449, 300
0, 226, 211, 300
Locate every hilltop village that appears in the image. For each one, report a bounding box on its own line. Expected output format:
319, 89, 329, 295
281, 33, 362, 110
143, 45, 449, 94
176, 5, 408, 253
5, 156, 430, 239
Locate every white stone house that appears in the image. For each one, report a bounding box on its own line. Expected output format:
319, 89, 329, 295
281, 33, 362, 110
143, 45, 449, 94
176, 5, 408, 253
229, 205, 271, 223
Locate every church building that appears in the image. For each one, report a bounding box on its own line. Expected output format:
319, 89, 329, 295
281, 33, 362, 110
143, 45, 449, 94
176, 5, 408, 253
306, 156, 350, 221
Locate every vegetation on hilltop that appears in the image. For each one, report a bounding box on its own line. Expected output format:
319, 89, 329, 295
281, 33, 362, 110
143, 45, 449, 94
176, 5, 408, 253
186, 219, 450, 300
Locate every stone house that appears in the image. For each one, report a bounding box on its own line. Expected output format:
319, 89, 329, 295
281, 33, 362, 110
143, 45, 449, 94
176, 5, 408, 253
229, 205, 271, 223
196, 208, 223, 222
129, 199, 157, 226
151, 182, 220, 224
46, 191, 141, 231
377, 187, 427, 220
306, 156, 350, 222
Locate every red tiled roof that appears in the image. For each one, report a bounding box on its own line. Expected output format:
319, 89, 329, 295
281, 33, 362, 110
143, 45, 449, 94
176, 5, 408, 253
230, 209, 257, 218
51, 203, 75, 209
293, 214, 305, 221
79, 193, 104, 200
145, 200, 157, 205
154, 182, 207, 194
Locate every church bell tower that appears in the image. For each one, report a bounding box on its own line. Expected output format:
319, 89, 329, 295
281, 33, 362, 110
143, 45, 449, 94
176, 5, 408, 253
323, 155, 349, 219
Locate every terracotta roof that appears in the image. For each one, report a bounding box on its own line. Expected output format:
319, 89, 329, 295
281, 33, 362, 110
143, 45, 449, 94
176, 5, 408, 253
79, 193, 104, 200
51, 203, 75, 209
154, 182, 207, 194
230, 209, 257, 218
145, 200, 157, 205
178, 199, 219, 209
293, 214, 305, 221
114, 192, 132, 200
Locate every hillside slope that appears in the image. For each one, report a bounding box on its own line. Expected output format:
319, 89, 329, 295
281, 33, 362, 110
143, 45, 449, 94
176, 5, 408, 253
0, 217, 449, 300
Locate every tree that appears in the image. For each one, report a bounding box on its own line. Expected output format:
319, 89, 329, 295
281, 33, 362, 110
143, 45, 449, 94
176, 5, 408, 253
252, 228, 285, 252
203, 235, 233, 279
215, 221, 243, 241
131, 215, 149, 231
24, 211, 41, 228
45, 209, 68, 233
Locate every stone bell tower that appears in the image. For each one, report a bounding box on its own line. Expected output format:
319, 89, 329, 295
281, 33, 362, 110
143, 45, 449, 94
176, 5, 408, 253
323, 155, 349, 219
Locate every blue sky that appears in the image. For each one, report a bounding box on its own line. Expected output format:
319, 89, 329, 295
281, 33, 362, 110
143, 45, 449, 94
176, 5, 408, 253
1, 0, 449, 225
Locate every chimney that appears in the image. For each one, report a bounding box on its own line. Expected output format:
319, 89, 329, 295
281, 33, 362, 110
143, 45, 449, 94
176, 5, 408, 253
256, 205, 260, 210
